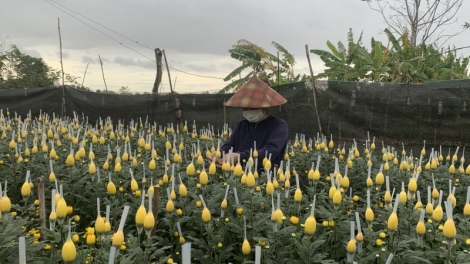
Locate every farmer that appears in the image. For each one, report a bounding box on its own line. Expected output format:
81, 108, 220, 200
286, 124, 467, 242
211, 75, 288, 168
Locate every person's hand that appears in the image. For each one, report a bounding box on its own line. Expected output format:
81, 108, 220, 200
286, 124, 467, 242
221, 152, 239, 165
207, 151, 223, 167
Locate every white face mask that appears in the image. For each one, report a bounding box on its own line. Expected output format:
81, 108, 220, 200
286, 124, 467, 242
243, 109, 265, 123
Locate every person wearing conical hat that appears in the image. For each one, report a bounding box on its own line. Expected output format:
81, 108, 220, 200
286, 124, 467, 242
212, 75, 288, 167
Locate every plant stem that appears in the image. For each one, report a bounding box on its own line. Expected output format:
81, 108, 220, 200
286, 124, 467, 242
447, 243, 452, 264
307, 235, 312, 264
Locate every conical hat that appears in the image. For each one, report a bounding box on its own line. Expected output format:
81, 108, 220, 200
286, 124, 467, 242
224, 75, 287, 108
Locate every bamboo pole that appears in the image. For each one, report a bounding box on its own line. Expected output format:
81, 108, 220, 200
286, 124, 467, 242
81, 62, 89, 88
151, 185, 160, 236
162, 50, 183, 132
305, 44, 323, 137
37, 177, 46, 235
58, 18, 66, 117
98, 55, 108, 92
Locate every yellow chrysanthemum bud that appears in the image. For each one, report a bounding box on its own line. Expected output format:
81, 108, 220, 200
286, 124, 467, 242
202, 207, 211, 222
242, 239, 250, 255
346, 239, 356, 253
186, 162, 195, 176
443, 219, 456, 241
134, 204, 145, 227
114, 162, 122, 173
144, 212, 155, 232
333, 190, 342, 206
464, 203, 470, 217
131, 179, 138, 192
89, 161, 96, 174
294, 188, 302, 202
62, 239, 77, 263
166, 199, 174, 212
387, 213, 398, 232
199, 170, 208, 185
304, 216, 317, 235
365, 208, 374, 223
21, 182, 31, 198
112, 230, 124, 247
408, 178, 417, 193
107, 181, 116, 195
416, 221, 426, 236
148, 159, 156, 171
432, 206, 443, 222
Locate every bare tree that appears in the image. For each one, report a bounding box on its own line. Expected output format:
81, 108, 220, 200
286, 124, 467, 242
363, 0, 466, 48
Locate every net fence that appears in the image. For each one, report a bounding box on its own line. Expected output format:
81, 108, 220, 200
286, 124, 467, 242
1, 78, 470, 146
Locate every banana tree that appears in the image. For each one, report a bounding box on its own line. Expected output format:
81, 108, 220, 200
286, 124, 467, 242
220, 40, 303, 93
352, 40, 392, 82
385, 29, 469, 83
310, 29, 367, 81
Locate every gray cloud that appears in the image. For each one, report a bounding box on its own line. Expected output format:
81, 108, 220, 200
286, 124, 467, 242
99, 57, 110, 63
113, 56, 136, 66
184, 63, 217, 73
22, 48, 42, 58
5, 0, 469, 93
82, 56, 97, 64
56, 51, 70, 58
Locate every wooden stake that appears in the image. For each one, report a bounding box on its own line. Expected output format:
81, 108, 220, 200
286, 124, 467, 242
81, 62, 89, 88
37, 177, 46, 235
224, 104, 227, 125
98, 55, 108, 92
58, 18, 66, 117
151, 184, 160, 236
152, 48, 163, 94
305, 44, 323, 136
162, 50, 183, 132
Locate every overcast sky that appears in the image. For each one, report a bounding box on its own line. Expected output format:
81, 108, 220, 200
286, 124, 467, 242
3, 0, 469, 93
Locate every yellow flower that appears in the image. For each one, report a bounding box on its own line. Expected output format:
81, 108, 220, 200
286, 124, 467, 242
112, 230, 124, 248
387, 213, 398, 232
86, 234, 96, 245
376, 239, 383, 246
166, 200, 175, 213
290, 216, 299, 225
21, 182, 31, 198
242, 239, 250, 255
221, 199, 228, 209
107, 181, 116, 195
62, 239, 77, 263
346, 239, 356, 253
443, 219, 456, 241
416, 222, 426, 236
237, 207, 243, 215
202, 207, 211, 222
294, 188, 302, 203
304, 216, 316, 235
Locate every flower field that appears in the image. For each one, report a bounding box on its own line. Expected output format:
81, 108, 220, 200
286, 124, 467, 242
2, 112, 470, 263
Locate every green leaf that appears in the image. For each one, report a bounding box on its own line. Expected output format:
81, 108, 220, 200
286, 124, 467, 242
223, 64, 249, 82
310, 49, 340, 63
374, 41, 383, 67
326, 41, 341, 59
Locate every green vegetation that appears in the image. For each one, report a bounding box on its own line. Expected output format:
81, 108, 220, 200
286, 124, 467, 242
311, 29, 469, 83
